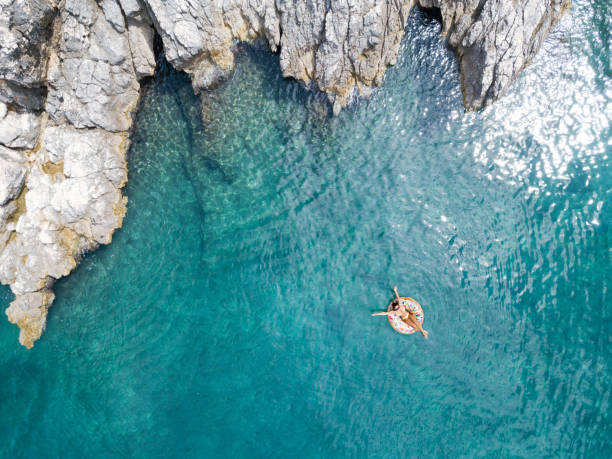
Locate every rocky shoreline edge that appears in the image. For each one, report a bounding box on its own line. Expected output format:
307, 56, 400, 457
0, 0, 569, 347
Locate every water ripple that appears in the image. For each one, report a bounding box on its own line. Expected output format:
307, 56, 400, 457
0, 1, 610, 457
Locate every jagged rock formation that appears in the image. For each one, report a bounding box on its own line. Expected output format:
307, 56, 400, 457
419, 0, 570, 110
0, 0, 569, 347
0, 0, 155, 347
144, 0, 570, 114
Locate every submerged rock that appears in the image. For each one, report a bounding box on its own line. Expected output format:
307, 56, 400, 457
0, 0, 569, 347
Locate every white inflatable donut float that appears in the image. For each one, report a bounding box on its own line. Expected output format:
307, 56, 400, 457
387, 297, 424, 334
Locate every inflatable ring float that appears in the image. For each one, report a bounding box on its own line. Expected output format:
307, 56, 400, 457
387, 297, 424, 334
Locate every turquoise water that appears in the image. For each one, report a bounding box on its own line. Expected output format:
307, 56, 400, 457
1, 3, 611, 457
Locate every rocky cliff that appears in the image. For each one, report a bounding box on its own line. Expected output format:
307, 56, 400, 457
0, 0, 569, 347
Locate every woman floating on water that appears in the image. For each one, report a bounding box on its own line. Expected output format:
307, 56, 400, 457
372, 286, 429, 339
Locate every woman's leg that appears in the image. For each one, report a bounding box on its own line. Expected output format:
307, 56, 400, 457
404, 313, 428, 338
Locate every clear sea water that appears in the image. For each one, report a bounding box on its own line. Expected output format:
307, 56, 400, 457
1, 3, 610, 457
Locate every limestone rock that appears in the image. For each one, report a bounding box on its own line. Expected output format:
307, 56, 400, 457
127, 16, 156, 79
0, 104, 41, 149
0, 0, 141, 348
310, 0, 412, 114
5, 289, 55, 349
0, 0, 55, 85
118, 0, 144, 19
419, 0, 571, 110
0, 0, 56, 110
0, 120, 130, 348
45, 0, 141, 132
141, 0, 569, 112
0, 144, 26, 233
143, 0, 280, 89
0, 80, 46, 111
0, 155, 26, 206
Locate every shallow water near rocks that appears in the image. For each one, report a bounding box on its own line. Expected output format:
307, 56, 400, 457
1, 3, 611, 457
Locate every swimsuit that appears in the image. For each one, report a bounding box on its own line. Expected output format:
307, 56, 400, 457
387, 297, 424, 335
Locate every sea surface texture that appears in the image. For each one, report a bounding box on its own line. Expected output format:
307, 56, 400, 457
1, 3, 610, 457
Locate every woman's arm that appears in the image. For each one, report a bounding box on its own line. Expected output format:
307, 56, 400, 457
393, 286, 400, 300
371, 311, 392, 317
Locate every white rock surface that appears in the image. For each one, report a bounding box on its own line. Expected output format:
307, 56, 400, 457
0, 0, 55, 111
45, 0, 141, 132
0, 106, 40, 148
0, 155, 26, 207
127, 16, 157, 79
0, 0, 153, 347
